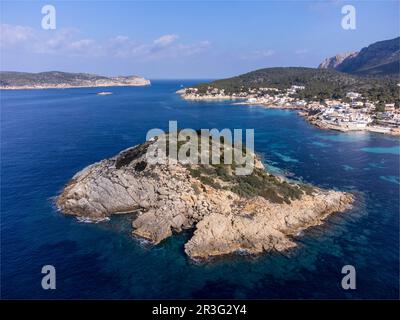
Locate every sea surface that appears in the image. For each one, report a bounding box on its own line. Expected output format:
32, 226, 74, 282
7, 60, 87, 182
1, 81, 399, 299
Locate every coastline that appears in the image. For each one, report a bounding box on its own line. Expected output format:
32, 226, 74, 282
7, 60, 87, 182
0, 82, 151, 90
3, 79, 398, 299
56, 136, 354, 260
178, 92, 400, 136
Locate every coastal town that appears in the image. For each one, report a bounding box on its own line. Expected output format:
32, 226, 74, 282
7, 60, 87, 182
177, 85, 400, 135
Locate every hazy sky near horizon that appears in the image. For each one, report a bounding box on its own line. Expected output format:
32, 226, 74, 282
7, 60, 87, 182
1, 0, 399, 78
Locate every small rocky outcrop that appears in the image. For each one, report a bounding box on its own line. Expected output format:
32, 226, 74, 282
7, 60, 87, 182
57, 134, 353, 259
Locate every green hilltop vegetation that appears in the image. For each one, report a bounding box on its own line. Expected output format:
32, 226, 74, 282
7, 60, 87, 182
115, 130, 313, 204
188, 165, 315, 205
194, 67, 399, 104
145, 132, 315, 205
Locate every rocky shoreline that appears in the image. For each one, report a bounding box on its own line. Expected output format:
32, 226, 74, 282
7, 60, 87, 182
0, 80, 151, 90
57, 134, 354, 260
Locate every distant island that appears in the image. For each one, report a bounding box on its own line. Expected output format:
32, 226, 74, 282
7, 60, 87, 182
56, 132, 353, 259
0, 71, 151, 89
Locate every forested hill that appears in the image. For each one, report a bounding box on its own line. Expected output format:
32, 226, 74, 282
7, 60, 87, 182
194, 67, 399, 102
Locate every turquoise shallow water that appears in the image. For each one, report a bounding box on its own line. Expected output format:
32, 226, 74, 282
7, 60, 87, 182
361, 146, 400, 155
1, 80, 399, 299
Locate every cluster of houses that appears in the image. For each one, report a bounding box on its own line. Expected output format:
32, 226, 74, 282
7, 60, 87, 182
179, 85, 400, 135
306, 93, 400, 134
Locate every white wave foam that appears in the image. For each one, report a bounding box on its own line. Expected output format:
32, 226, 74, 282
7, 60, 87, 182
76, 216, 110, 224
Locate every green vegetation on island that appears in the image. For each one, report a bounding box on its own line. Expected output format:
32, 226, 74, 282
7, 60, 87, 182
156, 131, 315, 205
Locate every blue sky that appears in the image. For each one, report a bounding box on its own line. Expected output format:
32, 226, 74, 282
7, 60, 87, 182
1, 0, 399, 78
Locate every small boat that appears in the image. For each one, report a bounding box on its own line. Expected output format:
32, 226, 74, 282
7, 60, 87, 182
97, 91, 113, 95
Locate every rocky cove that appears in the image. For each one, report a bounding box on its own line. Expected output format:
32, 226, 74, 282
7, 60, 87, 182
56, 133, 354, 260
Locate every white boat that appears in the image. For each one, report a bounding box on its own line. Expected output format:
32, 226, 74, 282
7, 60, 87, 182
97, 91, 113, 95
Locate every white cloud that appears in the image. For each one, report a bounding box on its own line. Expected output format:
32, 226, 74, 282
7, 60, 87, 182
0, 24, 35, 46
0, 24, 210, 60
34, 28, 100, 56
104, 33, 209, 60
153, 34, 179, 46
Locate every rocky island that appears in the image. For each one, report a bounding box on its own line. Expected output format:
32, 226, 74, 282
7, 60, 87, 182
0, 71, 150, 89
57, 133, 353, 259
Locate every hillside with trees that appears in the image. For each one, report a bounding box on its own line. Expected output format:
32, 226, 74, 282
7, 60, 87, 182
194, 67, 399, 103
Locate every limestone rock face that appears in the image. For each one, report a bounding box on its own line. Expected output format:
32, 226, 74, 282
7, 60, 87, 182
185, 191, 353, 259
318, 52, 359, 69
57, 138, 354, 259
318, 37, 400, 76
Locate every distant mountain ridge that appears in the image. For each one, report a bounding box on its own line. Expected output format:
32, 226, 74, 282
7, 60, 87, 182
318, 37, 400, 76
0, 71, 151, 89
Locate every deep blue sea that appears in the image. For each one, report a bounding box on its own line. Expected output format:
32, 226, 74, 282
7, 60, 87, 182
1, 80, 399, 299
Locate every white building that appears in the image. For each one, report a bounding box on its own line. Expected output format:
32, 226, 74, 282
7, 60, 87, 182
291, 85, 305, 90
346, 92, 361, 99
